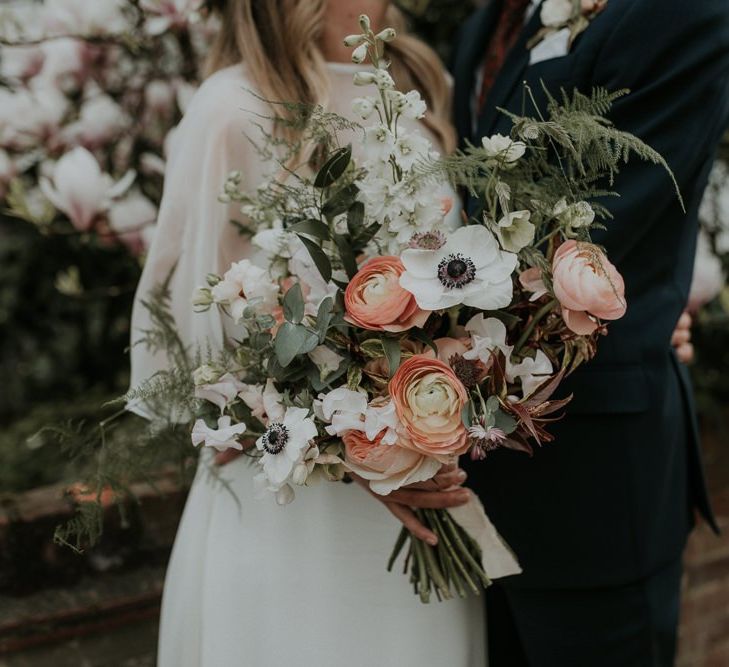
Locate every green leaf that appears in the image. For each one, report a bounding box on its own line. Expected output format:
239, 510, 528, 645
274, 322, 320, 367
346, 201, 365, 237
381, 337, 402, 378
322, 184, 359, 219
347, 365, 363, 391
290, 218, 331, 240
297, 234, 332, 283
461, 401, 474, 429
486, 395, 500, 415
494, 409, 517, 435
409, 328, 438, 356
316, 296, 335, 342
283, 282, 305, 324
334, 234, 358, 280
314, 145, 352, 189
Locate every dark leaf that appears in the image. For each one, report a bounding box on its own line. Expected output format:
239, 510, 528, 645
381, 337, 402, 378
346, 201, 365, 237
283, 282, 305, 324
297, 234, 332, 283
322, 184, 359, 219
316, 296, 335, 342
334, 234, 358, 280
290, 219, 331, 240
314, 145, 352, 189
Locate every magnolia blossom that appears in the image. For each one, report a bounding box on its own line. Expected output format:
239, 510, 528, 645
108, 190, 158, 255
141, 0, 205, 35
0, 45, 45, 82
144, 79, 177, 117
688, 230, 725, 311
40, 147, 135, 231
62, 93, 129, 149
0, 85, 69, 150
494, 210, 535, 253
194, 372, 247, 414
507, 350, 553, 397
541, 0, 574, 27
191, 415, 247, 452
400, 225, 518, 311
481, 134, 527, 164
34, 38, 89, 92
210, 259, 279, 323
0, 150, 17, 199
463, 314, 513, 364
44, 0, 129, 36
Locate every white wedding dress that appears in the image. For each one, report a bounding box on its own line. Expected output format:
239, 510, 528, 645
130, 62, 485, 667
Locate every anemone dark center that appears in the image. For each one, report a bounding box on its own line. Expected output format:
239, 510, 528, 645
437, 253, 476, 289
262, 423, 289, 455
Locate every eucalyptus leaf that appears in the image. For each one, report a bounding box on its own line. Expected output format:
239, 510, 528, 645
283, 283, 305, 324
316, 296, 335, 342
494, 409, 518, 435
297, 234, 332, 283
314, 145, 352, 189
274, 322, 320, 367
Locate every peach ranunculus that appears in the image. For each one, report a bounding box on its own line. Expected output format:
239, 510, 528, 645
342, 429, 441, 495
344, 256, 429, 332
552, 240, 626, 335
389, 355, 469, 460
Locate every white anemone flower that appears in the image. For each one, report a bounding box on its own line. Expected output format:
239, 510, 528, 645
495, 210, 535, 253
507, 350, 554, 397
191, 416, 247, 452
256, 407, 318, 488
40, 147, 135, 231
481, 133, 527, 164
210, 259, 279, 323
400, 225, 518, 311
463, 314, 513, 364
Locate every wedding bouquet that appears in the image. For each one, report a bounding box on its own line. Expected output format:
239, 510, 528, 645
144, 15, 677, 602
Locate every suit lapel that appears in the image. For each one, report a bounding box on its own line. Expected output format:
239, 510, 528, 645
452, 2, 501, 146
475, 1, 545, 141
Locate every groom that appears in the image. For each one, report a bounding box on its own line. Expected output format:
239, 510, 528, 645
388, 0, 729, 665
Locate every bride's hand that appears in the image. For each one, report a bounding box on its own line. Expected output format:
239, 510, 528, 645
672, 311, 694, 364
350, 465, 471, 546
214, 439, 256, 466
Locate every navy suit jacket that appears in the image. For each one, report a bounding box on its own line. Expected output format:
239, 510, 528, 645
453, 0, 729, 589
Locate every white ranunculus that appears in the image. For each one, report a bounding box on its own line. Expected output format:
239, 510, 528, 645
44, 0, 129, 36
140, 0, 204, 35
194, 372, 246, 414
540, 0, 574, 27
463, 314, 513, 364
507, 350, 553, 397
320, 387, 368, 436
210, 259, 279, 323
481, 133, 527, 164
256, 407, 318, 487
191, 415, 248, 452
40, 147, 135, 231
495, 210, 535, 253
400, 225, 518, 311
62, 93, 129, 149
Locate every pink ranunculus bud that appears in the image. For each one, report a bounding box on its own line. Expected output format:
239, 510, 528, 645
39, 146, 135, 231
552, 240, 626, 335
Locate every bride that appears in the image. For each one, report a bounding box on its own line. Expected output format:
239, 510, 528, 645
130, 1, 485, 665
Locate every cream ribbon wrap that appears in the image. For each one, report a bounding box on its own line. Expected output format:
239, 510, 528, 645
448, 493, 522, 579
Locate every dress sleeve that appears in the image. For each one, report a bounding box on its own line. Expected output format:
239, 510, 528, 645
128, 67, 260, 416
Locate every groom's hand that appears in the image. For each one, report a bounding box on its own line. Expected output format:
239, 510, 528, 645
672, 311, 694, 364
350, 465, 471, 546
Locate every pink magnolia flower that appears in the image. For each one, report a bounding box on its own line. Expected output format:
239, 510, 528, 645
40, 147, 135, 231
688, 231, 725, 312
33, 38, 90, 92
109, 190, 158, 256
552, 240, 626, 335
0, 46, 45, 82
140, 0, 205, 35
62, 93, 129, 149
44, 0, 128, 36
0, 150, 17, 199
0, 85, 68, 151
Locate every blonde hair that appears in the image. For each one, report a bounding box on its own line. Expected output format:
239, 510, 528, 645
205, 2, 456, 154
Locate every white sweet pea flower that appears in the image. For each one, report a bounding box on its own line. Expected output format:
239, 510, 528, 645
494, 210, 535, 253
194, 372, 247, 414
364, 400, 400, 445
320, 387, 368, 436
191, 415, 247, 452
481, 133, 527, 164
463, 314, 513, 364
507, 350, 553, 397
352, 96, 378, 120
40, 147, 135, 231
256, 407, 318, 487
237, 383, 265, 420
308, 345, 344, 379
210, 259, 279, 323
140, 0, 204, 35
541, 0, 574, 27
400, 225, 518, 311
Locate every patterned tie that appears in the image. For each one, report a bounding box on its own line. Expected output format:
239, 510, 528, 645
477, 0, 532, 113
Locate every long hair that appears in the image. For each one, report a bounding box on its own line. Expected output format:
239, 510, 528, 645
205, 2, 456, 153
